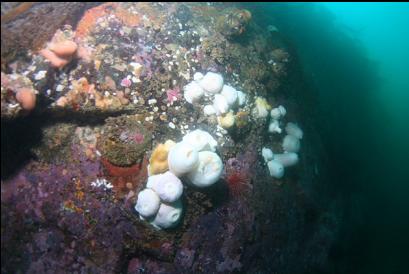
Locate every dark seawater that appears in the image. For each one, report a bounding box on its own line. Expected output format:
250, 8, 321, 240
242, 3, 409, 274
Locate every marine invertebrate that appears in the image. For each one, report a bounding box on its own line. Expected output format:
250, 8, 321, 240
285, 122, 303, 139
181, 129, 218, 152
146, 171, 183, 203
98, 115, 151, 167
236, 90, 247, 106
39, 48, 70, 68
221, 85, 238, 107
199, 72, 224, 94
235, 111, 249, 128
166, 87, 181, 104
120, 77, 132, 88
263, 126, 301, 179
148, 140, 176, 175
223, 149, 256, 199
135, 189, 161, 218
39, 39, 78, 69
168, 142, 199, 176
282, 134, 300, 153
218, 111, 235, 129
262, 147, 274, 162
151, 200, 183, 229
187, 151, 223, 188
15, 87, 36, 110
270, 105, 286, 120
137, 130, 222, 229
268, 119, 282, 134
225, 168, 250, 198
48, 40, 78, 57
252, 96, 271, 118
213, 94, 229, 115
101, 157, 147, 177
184, 72, 246, 127
193, 72, 204, 81
183, 81, 204, 104
119, 130, 145, 145
274, 152, 299, 167
267, 160, 284, 179
1, 72, 39, 117
204, 105, 216, 116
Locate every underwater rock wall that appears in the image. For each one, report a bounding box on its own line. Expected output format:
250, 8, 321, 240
1, 3, 338, 273
1, 2, 100, 70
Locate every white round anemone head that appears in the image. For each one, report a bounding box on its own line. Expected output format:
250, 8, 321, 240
285, 122, 303, 139
267, 160, 284, 178
270, 105, 286, 120
274, 153, 299, 167
199, 72, 224, 94
135, 189, 161, 218
268, 119, 282, 134
183, 81, 204, 104
188, 151, 223, 187
282, 134, 301, 153
182, 129, 218, 152
203, 105, 216, 116
151, 199, 183, 229
146, 173, 162, 188
262, 147, 274, 162
168, 142, 199, 176
193, 72, 204, 82
213, 94, 229, 115
278, 105, 287, 116
146, 171, 183, 203
237, 90, 247, 106
221, 85, 238, 106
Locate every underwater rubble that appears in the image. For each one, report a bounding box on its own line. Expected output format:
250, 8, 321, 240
1, 3, 337, 273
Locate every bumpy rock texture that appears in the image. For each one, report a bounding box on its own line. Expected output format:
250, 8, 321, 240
1, 3, 338, 274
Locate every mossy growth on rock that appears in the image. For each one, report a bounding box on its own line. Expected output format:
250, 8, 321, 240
98, 114, 151, 167
32, 123, 76, 164
216, 8, 252, 38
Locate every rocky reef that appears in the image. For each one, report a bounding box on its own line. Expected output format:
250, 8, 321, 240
1, 3, 338, 273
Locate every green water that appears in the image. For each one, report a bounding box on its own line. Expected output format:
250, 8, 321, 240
244, 3, 409, 273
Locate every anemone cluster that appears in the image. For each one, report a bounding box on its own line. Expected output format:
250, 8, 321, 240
183, 71, 247, 129
135, 129, 223, 229
262, 105, 304, 178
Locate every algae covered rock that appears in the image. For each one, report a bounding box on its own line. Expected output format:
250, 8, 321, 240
98, 114, 151, 167
216, 8, 252, 38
